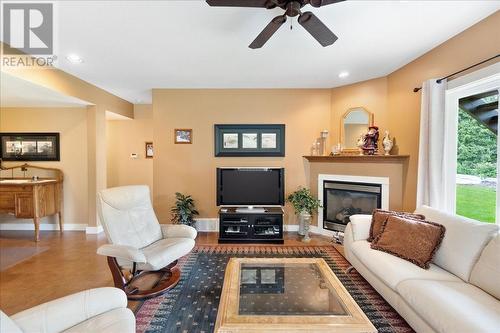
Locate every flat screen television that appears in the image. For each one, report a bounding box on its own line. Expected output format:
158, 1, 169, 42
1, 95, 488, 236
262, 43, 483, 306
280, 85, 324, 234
217, 168, 285, 206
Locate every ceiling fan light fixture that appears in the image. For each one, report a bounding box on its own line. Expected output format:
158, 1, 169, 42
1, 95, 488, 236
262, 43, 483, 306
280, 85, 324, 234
206, 0, 343, 48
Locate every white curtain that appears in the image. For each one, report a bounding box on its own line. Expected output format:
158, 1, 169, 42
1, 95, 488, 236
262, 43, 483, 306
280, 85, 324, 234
416, 79, 449, 210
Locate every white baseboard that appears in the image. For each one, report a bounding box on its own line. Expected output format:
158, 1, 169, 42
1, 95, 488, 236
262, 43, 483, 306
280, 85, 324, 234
284, 224, 335, 237
283, 225, 299, 232
195, 218, 219, 232
0, 223, 87, 231
85, 225, 104, 234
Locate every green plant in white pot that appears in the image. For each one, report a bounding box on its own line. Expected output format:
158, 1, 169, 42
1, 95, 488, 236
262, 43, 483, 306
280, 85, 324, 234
171, 192, 199, 227
287, 187, 322, 242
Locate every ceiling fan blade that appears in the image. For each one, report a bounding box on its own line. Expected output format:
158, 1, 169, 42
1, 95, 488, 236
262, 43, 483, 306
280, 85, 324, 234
206, 0, 277, 8
309, 0, 345, 8
249, 15, 287, 49
298, 11, 338, 47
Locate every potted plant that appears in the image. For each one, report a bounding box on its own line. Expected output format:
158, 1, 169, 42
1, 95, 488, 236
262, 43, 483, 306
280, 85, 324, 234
287, 187, 322, 242
171, 192, 199, 227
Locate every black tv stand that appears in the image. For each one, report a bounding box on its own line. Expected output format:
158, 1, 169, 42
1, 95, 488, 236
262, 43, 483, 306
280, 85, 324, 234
218, 207, 284, 244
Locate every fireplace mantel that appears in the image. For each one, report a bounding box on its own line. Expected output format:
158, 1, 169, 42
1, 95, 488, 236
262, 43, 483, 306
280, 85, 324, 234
303, 155, 410, 163
305, 154, 408, 232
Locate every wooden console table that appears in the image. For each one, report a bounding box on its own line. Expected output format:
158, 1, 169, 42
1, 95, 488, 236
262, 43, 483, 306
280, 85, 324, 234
0, 164, 63, 242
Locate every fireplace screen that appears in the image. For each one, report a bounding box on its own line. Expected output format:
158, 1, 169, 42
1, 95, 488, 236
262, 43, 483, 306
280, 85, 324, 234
323, 181, 381, 232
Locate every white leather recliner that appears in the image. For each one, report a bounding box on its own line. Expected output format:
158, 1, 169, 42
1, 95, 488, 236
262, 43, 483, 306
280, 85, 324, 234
96, 185, 196, 300
0, 288, 135, 333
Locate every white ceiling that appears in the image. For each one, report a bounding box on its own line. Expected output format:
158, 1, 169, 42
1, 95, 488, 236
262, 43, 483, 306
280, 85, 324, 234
7, 1, 500, 104
0, 72, 91, 107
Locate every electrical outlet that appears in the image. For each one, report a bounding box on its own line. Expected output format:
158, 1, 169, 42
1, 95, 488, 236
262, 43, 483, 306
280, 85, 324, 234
130, 153, 138, 159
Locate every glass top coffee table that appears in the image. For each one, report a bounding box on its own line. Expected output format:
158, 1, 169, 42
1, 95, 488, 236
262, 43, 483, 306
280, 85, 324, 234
215, 258, 376, 333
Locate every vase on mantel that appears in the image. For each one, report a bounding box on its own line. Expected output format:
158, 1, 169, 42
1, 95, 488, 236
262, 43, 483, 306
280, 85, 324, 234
383, 131, 394, 155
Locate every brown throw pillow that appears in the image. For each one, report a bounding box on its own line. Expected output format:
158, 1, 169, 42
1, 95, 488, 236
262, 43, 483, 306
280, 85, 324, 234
368, 209, 425, 242
371, 215, 445, 269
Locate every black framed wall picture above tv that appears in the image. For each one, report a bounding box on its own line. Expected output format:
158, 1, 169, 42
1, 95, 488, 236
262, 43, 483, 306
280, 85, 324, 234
214, 124, 285, 157
0, 133, 60, 161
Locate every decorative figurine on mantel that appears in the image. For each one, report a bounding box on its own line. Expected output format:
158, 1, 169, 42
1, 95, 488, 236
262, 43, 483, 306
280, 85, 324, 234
362, 126, 379, 155
383, 130, 394, 155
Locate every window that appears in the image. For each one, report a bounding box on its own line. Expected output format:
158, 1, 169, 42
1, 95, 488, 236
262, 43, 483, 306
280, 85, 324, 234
456, 92, 498, 223
445, 68, 499, 224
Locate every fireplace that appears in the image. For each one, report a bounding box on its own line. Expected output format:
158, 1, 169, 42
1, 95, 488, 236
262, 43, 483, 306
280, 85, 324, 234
318, 175, 389, 232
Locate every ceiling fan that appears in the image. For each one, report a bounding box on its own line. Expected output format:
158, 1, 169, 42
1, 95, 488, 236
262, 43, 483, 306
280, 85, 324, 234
206, 0, 344, 49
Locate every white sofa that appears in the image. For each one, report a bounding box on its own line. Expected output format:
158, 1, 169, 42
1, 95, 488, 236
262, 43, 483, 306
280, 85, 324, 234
0, 288, 135, 333
344, 205, 500, 333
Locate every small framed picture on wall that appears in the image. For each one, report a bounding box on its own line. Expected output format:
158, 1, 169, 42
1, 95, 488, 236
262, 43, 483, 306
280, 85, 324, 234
174, 129, 193, 144
145, 142, 154, 158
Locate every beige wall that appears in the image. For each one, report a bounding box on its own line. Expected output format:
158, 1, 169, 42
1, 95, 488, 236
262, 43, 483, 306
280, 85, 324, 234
387, 10, 500, 211
0, 107, 89, 225
107, 105, 153, 191
150, 8, 498, 222
331, 77, 389, 146
152, 89, 332, 224
1, 42, 134, 227
330, 11, 500, 211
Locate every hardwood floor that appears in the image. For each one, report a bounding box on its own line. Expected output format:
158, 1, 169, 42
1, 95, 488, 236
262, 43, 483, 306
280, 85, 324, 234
0, 230, 333, 315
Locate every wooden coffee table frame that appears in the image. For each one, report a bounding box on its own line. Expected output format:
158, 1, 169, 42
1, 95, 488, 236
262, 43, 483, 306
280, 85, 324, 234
215, 258, 377, 333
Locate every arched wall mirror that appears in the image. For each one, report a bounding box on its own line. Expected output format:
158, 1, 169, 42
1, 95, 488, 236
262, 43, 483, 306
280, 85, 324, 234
341, 107, 374, 150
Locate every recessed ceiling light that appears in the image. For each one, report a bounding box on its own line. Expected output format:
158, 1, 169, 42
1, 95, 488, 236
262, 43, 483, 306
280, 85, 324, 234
66, 54, 83, 63
338, 71, 349, 78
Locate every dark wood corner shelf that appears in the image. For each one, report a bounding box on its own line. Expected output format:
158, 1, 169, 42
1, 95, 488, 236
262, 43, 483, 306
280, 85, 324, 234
303, 154, 410, 163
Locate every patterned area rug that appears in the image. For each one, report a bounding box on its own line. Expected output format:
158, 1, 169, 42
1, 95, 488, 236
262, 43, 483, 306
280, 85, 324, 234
135, 246, 414, 333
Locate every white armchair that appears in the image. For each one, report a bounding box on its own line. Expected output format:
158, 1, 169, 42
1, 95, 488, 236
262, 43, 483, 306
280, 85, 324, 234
96, 185, 196, 300
0, 288, 134, 333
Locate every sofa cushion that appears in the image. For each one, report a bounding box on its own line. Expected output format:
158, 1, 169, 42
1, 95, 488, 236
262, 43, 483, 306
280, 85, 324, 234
368, 209, 425, 242
349, 214, 373, 241
397, 279, 500, 333
350, 240, 460, 290
139, 237, 195, 271
63, 308, 135, 333
371, 215, 445, 269
470, 233, 500, 299
0, 311, 22, 333
414, 205, 499, 281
